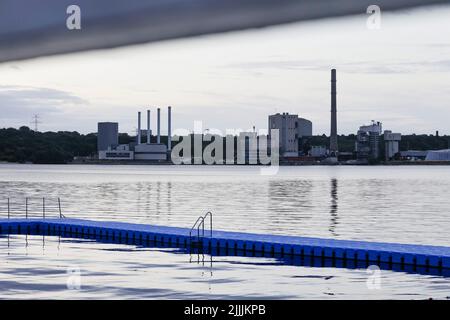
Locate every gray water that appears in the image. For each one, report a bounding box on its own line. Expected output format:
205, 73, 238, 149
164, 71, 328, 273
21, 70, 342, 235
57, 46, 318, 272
1, 164, 449, 245
1, 234, 450, 299
1, 164, 450, 299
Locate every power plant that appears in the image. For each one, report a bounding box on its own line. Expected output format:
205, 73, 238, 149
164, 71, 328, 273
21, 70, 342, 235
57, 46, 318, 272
268, 113, 312, 157
94, 69, 417, 165
98, 106, 172, 161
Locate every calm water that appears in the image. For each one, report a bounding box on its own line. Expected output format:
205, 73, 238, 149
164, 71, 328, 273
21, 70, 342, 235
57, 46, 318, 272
1, 234, 450, 299
1, 164, 449, 245
1, 164, 450, 299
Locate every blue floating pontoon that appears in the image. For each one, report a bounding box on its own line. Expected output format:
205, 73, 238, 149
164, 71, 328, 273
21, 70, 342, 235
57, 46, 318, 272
1, 218, 450, 269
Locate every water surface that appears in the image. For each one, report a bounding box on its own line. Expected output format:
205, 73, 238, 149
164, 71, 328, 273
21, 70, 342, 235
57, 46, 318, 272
1, 234, 449, 299
1, 164, 449, 245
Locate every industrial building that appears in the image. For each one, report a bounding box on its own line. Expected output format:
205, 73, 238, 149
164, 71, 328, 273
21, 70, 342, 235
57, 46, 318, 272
425, 149, 450, 161
97, 122, 118, 152
355, 122, 402, 161
400, 150, 428, 161
355, 121, 382, 160
384, 130, 401, 161
268, 113, 312, 157
398, 150, 450, 162
97, 106, 172, 161
134, 143, 167, 161
98, 144, 134, 160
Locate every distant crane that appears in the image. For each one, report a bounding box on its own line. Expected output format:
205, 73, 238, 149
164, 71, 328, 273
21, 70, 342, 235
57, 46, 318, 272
31, 114, 41, 131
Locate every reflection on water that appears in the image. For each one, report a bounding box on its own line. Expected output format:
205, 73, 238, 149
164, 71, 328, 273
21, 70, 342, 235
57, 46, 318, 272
1, 164, 450, 246
1, 234, 450, 299
329, 178, 339, 237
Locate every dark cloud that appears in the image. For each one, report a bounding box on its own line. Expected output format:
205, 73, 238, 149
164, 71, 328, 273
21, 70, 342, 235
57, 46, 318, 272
0, 85, 88, 119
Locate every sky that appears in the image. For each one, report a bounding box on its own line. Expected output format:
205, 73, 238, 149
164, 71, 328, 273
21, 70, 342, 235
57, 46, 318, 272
0, 5, 449, 136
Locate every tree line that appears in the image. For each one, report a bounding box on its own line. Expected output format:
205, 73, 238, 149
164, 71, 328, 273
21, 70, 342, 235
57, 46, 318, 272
0, 126, 448, 164
0, 126, 132, 164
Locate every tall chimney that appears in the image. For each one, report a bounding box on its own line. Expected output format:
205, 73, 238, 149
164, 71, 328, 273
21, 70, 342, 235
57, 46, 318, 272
137, 111, 142, 144
157, 107, 161, 144
168, 106, 172, 151
330, 69, 338, 156
147, 109, 151, 144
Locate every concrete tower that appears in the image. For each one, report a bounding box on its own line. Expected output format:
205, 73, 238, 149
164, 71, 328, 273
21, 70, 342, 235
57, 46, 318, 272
137, 111, 142, 144
330, 69, 338, 156
147, 109, 151, 144
167, 106, 172, 151
157, 107, 161, 144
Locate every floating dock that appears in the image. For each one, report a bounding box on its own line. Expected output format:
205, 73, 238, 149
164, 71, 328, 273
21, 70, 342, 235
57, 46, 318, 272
1, 218, 450, 269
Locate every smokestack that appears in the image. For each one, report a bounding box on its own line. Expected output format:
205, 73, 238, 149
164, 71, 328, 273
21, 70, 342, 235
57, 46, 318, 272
137, 111, 142, 144
146, 110, 151, 144
330, 69, 338, 155
168, 106, 172, 151
157, 107, 161, 144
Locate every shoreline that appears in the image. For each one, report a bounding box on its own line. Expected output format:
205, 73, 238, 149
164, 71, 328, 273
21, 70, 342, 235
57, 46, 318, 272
71, 159, 450, 166
1, 160, 449, 166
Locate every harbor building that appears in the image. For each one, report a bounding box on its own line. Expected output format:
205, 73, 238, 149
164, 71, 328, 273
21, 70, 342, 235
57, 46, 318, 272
384, 130, 401, 161
400, 150, 428, 161
97, 122, 118, 152
268, 113, 312, 157
355, 121, 382, 160
425, 149, 450, 161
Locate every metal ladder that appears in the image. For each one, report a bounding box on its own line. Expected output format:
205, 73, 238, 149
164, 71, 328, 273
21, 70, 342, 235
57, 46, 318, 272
3, 197, 66, 219
189, 211, 213, 246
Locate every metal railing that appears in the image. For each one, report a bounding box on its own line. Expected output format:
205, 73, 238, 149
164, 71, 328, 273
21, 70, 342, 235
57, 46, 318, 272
189, 211, 213, 246
1, 197, 65, 219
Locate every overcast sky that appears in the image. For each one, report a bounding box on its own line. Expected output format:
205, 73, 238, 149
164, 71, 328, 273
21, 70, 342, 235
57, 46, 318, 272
0, 5, 449, 136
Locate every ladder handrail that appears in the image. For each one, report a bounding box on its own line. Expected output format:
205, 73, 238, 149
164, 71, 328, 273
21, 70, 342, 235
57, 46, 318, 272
58, 198, 66, 218
203, 211, 213, 238
3, 197, 66, 219
190, 216, 205, 241
189, 211, 213, 245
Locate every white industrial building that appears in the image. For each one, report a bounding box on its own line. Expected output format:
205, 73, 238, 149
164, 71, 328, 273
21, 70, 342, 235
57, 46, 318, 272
134, 143, 167, 160
99, 144, 134, 160
355, 121, 383, 160
132, 108, 169, 160
97, 106, 172, 161
268, 112, 312, 157
384, 130, 401, 161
